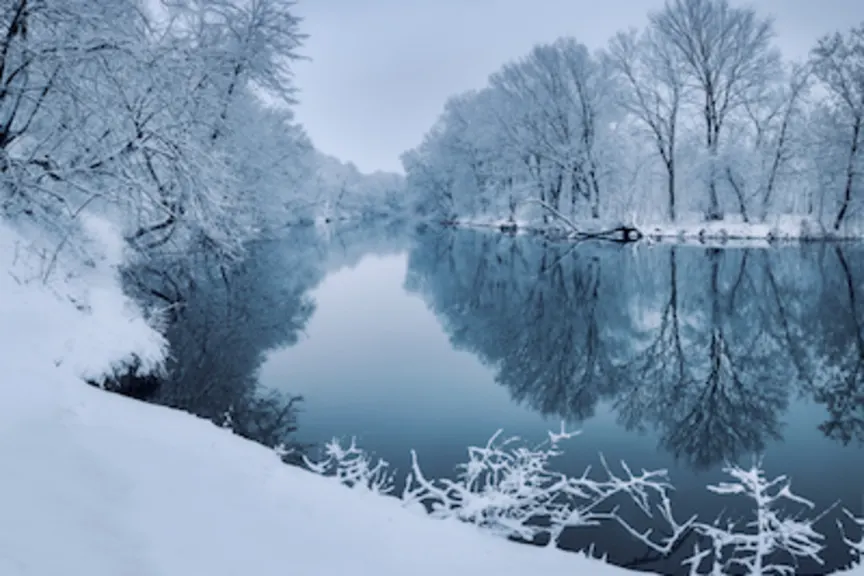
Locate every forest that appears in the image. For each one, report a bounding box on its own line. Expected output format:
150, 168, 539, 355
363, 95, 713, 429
0, 0, 404, 278
402, 0, 864, 239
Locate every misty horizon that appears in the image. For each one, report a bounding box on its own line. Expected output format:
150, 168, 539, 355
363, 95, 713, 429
293, 0, 864, 174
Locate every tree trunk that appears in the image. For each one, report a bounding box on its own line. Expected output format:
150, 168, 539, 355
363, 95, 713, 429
704, 95, 723, 221
834, 115, 861, 231
588, 163, 601, 219
666, 158, 676, 222
705, 149, 723, 221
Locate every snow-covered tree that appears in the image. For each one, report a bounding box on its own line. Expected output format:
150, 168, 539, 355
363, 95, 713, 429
605, 26, 685, 221
718, 62, 811, 222
489, 38, 618, 220
0, 0, 322, 270
649, 0, 781, 221
810, 23, 864, 231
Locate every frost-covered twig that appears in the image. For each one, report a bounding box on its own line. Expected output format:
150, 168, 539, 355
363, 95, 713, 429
303, 430, 847, 575
403, 426, 686, 551
303, 437, 394, 495
839, 509, 864, 560
403, 428, 565, 540
684, 463, 827, 576
591, 459, 697, 557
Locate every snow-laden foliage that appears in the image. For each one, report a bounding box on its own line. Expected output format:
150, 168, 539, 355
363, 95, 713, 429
306, 427, 855, 575
401, 0, 864, 237
0, 0, 308, 261
0, 0, 404, 278
304, 152, 408, 224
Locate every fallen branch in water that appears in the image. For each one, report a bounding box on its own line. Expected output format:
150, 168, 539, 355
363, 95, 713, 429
520, 198, 644, 243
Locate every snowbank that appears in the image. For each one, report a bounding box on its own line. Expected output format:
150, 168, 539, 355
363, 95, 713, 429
643, 213, 846, 244
447, 213, 864, 246
449, 216, 526, 234
0, 218, 635, 575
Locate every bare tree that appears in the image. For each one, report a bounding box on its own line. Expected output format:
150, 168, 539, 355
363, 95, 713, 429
750, 63, 811, 221
722, 62, 811, 222
650, 0, 780, 221
606, 28, 684, 221
810, 24, 864, 231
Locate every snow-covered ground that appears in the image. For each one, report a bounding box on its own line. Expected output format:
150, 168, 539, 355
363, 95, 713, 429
0, 218, 635, 576
642, 213, 853, 243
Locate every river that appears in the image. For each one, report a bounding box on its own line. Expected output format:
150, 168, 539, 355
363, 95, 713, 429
131, 223, 864, 574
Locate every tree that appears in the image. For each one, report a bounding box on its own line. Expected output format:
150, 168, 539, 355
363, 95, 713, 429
650, 0, 780, 221
159, 0, 306, 138
489, 39, 612, 220
810, 24, 864, 231
606, 27, 684, 221
0, 0, 146, 233
0, 0, 316, 266
720, 62, 811, 222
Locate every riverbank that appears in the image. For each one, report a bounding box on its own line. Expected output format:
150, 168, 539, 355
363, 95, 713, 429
0, 218, 634, 576
445, 213, 863, 246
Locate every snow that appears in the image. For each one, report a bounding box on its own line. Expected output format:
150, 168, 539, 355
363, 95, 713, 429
642, 213, 842, 243
0, 217, 637, 576
453, 216, 529, 233
450, 213, 852, 245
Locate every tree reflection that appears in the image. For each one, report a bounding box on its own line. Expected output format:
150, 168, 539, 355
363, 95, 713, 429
124, 227, 326, 453
407, 228, 864, 470
406, 231, 624, 422
806, 246, 864, 445
616, 248, 794, 468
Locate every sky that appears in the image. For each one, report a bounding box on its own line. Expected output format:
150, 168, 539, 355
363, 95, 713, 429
291, 0, 864, 175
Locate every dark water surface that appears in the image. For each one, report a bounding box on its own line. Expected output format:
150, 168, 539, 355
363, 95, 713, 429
137, 224, 864, 574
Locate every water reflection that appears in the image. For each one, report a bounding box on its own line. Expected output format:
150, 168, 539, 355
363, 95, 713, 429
128, 223, 862, 574
806, 246, 864, 446
122, 228, 324, 455
123, 222, 411, 455
405, 229, 864, 469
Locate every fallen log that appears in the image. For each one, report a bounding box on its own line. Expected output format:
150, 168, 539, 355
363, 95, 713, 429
521, 198, 644, 243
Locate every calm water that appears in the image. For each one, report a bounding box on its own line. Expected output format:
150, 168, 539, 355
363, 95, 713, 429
137, 224, 864, 575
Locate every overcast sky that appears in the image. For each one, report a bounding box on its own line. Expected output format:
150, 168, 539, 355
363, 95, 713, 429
291, 0, 864, 174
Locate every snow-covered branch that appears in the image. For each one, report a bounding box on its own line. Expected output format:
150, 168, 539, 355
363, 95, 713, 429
304, 437, 395, 495
304, 428, 854, 575
684, 463, 828, 575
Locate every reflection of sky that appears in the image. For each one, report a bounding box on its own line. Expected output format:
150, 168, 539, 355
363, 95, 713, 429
259, 249, 864, 570
260, 254, 544, 458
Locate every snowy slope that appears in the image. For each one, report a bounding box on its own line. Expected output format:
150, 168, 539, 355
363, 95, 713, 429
0, 380, 643, 576
0, 219, 635, 576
